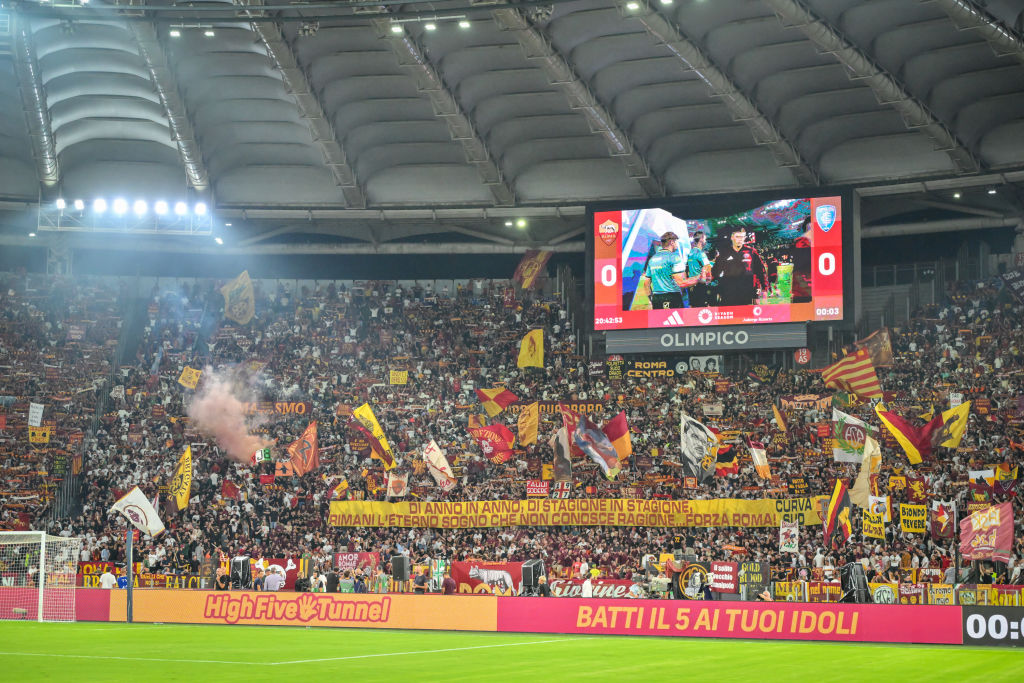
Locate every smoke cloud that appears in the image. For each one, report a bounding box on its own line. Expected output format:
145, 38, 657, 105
186, 366, 272, 463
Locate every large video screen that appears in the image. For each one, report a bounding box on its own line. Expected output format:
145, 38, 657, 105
591, 195, 845, 331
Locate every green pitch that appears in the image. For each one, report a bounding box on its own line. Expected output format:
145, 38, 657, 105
0, 622, 1019, 681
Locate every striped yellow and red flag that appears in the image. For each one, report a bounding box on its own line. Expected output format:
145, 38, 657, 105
821, 348, 882, 399
475, 387, 518, 418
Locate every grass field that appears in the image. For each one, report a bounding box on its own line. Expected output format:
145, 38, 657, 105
1, 622, 1020, 681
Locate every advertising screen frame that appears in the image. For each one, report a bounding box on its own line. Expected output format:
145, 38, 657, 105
586, 187, 856, 334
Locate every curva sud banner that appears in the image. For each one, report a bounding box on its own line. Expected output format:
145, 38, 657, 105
497, 598, 963, 644
328, 497, 826, 528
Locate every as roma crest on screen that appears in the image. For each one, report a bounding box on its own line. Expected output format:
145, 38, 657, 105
815, 204, 837, 232
598, 219, 619, 246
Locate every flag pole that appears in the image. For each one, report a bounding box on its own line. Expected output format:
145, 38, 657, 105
126, 528, 134, 624
953, 504, 960, 586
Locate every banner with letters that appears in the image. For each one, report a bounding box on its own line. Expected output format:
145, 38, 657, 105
497, 598, 963, 644
507, 400, 605, 415
241, 401, 312, 416
546, 578, 634, 598
328, 497, 827, 529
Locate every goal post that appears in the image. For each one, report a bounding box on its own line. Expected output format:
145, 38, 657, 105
0, 531, 81, 622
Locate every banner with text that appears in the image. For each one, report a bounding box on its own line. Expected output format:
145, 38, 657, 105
328, 497, 827, 529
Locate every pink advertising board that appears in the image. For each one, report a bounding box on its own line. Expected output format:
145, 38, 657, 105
497, 597, 963, 644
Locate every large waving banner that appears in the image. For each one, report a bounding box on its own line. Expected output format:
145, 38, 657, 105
328, 497, 827, 529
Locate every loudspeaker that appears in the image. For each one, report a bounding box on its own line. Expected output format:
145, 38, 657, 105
522, 559, 545, 587
839, 562, 870, 603
230, 556, 252, 589
391, 555, 410, 582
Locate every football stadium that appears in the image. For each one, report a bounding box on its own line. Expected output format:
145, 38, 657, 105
1, 0, 1024, 679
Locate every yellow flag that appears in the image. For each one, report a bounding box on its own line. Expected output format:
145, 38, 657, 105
939, 401, 970, 448
862, 509, 885, 539
517, 329, 544, 368
541, 463, 554, 480
353, 403, 396, 470
899, 503, 927, 534
29, 426, 51, 444
170, 446, 193, 511
389, 370, 408, 385
177, 366, 201, 390
517, 402, 539, 446
221, 271, 255, 325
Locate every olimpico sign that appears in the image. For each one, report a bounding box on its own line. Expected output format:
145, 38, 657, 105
605, 323, 807, 354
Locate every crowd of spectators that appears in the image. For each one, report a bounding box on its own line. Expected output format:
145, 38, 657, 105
0, 272, 122, 531
3, 268, 1022, 591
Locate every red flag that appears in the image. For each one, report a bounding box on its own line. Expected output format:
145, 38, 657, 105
821, 348, 883, 399
930, 502, 955, 540
259, 474, 276, 485
469, 424, 516, 464
286, 421, 319, 476
960, 502, 1014, 563
221, 480, 240, 500
906, 475, 929, 503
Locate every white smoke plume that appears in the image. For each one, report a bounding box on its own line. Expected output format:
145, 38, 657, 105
186, 366, 272, 463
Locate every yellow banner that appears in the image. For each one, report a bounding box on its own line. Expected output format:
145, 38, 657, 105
352, 402, 395, 470
28, 426, 51, 444
389, 370, 408, 385
862, 509, 885, 539
328, 497, 827, 529
517, 402, 539, 446
178, 366, 202, 390
900, 503, 927, 534
928, 584, 955, 605
773, 582, 805, 601
170, 446, 192, 510
868, 583, 898, 604
517, 329, 544, 369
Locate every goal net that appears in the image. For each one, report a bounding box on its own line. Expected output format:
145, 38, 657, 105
0, 531, 81, 622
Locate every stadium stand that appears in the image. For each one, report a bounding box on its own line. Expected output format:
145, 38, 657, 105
3, 269, 1021, 592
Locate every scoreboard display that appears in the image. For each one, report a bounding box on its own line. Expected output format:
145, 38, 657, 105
591, 193, 849, 332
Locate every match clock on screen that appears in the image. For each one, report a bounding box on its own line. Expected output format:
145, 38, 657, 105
963, 608, 1024, 647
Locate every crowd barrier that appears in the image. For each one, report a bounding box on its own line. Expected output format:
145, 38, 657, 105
63, 589, 1023, 647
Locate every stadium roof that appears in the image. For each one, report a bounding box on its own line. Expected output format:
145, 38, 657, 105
0, 0, 1023, 255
